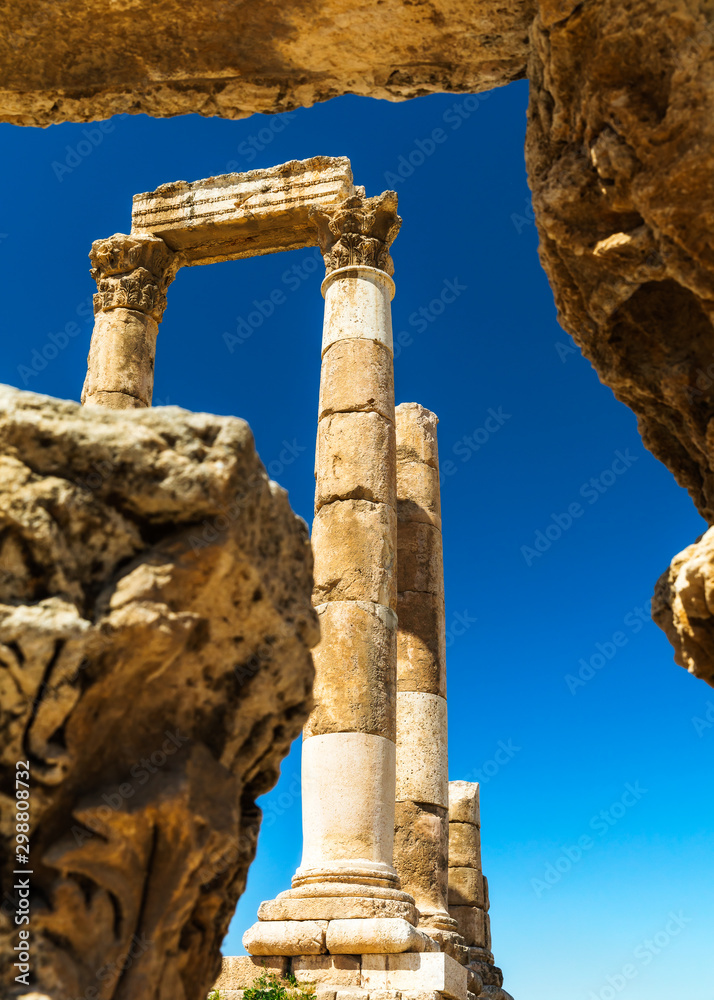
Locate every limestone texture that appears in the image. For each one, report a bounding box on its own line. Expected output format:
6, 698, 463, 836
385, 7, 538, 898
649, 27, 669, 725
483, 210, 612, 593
653, 527, 714, 688
319, 340, 394, 422
325, 919, 431, 956
361, 953, 466, 999
524, 0, 714, 688
396, 591, 446, 698
306, 602, 397, 740
393, 802, 449, 919
448, 824, 482, 870
291, 956, 362, 986
448, 870, 486, 910
315, 411, 396, 512
243, 921, 328, 956
216, 957, 289, 991
395, 692, 448, 808
132, 158, 356, 264
526, 0, 714, 523
312, 500, 397, 607
0, 385, 318, 1000
397, 522, 444, 596
0, 0, 533, 127
447, 782, 481, 827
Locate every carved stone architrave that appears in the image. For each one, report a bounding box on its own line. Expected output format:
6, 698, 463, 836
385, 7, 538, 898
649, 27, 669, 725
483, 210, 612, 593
90, 232, 180, 323
310, 191, 402, 276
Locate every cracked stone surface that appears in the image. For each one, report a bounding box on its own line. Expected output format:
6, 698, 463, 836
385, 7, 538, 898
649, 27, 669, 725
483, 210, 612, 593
0, 385, 319, 1000
526, 0, 714, 523
525, 0, 714, 686
0, 0, 534, 126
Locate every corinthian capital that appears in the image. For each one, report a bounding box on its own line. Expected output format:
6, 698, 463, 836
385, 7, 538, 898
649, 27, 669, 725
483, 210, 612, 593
89, 233, 179, 322
310, 191, 401, 276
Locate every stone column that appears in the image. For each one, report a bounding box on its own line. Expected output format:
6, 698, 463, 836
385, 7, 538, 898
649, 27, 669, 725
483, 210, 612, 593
393, 404, 459, 946
81, 233, 177, 409
449, 782, 512, 999
245, 193, 430, 957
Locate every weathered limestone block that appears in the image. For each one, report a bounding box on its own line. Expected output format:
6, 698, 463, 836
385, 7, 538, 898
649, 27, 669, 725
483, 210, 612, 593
0, 385, 318, 1000
361, 952, 467, 999
396, 403, 440, 469
0, 1, 534, 126
312, 500, 397, 607
448, 782, 481, 827
216, 956, 289, 990
449, 823, 482, 870
325, 918, 430, 955
132, 157, 356, 264
395, 692, 449, 808
396, 591, 446, 697
243, 921, 328, 956
258, 895, 417, 923
450, 908, 488, 951
291, 956, 362, 986
319, 339, 395, 421
526, 1, 714, 524
393, 802, 449, 917
653, 527, 714, 688
397, 522, 444, 596
306, 602, 397, 740
395, 463, 442, 529
448, 870, 486, 909
315, 411, 396, 511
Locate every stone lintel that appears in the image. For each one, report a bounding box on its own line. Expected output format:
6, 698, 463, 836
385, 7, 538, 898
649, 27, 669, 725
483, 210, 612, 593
131, 156, 356, 265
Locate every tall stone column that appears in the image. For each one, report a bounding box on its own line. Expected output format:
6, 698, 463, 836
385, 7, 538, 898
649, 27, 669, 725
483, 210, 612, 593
81, 233, 177, 409
245, 193, 430, 957
393, 404, 460, 947
448, 782, 513, 1000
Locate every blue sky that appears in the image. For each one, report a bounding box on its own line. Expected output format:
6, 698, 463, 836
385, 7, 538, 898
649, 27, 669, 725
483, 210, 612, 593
1, 81, 713, 1000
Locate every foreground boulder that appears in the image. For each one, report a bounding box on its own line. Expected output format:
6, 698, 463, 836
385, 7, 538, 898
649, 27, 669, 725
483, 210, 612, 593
0, 0, 533, 126
526, 0, 714, 521
0, 386, 319, 1000
525, 0, 714, 685
653, 528, 714, 689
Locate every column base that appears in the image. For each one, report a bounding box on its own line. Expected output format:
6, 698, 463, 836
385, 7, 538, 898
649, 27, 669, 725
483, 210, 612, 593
244, 917, 438, 956
258, 884, 417, 923
416, 911, 466, 964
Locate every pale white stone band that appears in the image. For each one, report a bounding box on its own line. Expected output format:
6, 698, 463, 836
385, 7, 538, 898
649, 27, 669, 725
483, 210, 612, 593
321, 266, 396, 356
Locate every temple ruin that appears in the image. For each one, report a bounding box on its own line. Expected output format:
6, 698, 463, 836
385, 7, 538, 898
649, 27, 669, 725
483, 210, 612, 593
79, 156, 513, 1000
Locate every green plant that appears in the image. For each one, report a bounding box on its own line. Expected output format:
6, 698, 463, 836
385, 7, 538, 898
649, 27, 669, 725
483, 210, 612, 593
207, 991, 222, 1000
244, 970, 315, 1000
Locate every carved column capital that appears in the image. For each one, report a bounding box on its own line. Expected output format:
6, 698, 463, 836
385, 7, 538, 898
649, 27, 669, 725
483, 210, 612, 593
310, 191, 401, 276
89, 233, 179, 322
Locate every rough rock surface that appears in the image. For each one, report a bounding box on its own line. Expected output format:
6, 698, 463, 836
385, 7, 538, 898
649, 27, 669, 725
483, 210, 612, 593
653, 527, 714, 688
0, 385, 318, 1000
0, 0, 533, 126
526, 0, 714, 523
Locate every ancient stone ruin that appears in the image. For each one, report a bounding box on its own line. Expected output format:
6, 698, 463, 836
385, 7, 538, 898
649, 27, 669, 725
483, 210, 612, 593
83, 154, 513, 999
5, 0, 714, 691
0, 154, 513, 1000
3, 1, 714, 996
